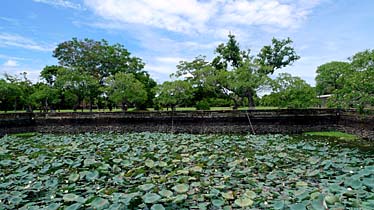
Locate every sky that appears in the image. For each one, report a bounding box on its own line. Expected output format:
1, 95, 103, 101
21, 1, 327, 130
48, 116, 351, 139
0, 0, 374, 85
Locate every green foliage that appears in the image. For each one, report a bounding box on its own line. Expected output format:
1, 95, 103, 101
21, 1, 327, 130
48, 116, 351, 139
29, 83, 60, 111
256, 37, 300, 74
195, 100, 210, 110
55, 69, 100, 111
0, 133, 373, 209
153, 80, 193, 109
318, 50, 374, 109
53, 38, 144, 83
106, 72, 147, 111
315, 61, 351, 95
261, 73, 317, 108
174, 34, 299, 108
0, 79, 22, 111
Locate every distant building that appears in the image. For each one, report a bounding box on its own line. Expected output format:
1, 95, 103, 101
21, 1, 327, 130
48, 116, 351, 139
317, 94, 332, 107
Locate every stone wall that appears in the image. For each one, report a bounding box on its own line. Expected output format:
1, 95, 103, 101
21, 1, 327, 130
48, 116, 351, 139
0, 109, 373, 140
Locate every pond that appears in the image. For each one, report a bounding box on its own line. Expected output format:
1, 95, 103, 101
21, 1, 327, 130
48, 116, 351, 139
0, 133, 373, 209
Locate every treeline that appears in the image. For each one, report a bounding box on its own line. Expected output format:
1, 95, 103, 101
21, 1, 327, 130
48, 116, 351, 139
1, 35, 373, 112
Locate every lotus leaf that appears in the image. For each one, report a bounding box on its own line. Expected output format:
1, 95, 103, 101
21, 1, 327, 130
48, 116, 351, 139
0, 133, 373, 209
143, 193, 161, 203
138, 183, 155, 191
221, 191, 234, 200
159, 189, 173, 197
234, 196, 253, 207
212, 199, 225, 207
63, 194, 80, 202
151, 204, 165, 210
91, 197, 109, 210
172, 184, 189, 193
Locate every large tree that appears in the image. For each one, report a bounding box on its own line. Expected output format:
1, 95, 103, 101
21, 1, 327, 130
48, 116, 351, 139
261, 73, 317, 108
315, 61, 351, 95
175, 34, 300, 108
153, 80, 194, 110
0, 79, 22, 112
315, 50, 374, 110
53, 38, 145, 84
106, 72, 147, 111
55, 69, 100, 112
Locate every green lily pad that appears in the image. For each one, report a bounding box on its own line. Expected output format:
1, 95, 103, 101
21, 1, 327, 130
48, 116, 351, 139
138, 183, 155, 191
145, 159, 155, 168
221, 191, 234, 200
212, 199, 225, 207
85, 170, 99, 181
143, 193, 161, 204
173, 194, 187, 203
63, 194, 80, 202
172, 184, 189, 193
151, 204, 165, 210
68, 173, 80, 183
190, 166, 203, 172
234, 197, 253, 207
272, 200, 285, 209
159, 189, 173, 197
289, 203, 307, 210
64, 203, 81, 210
91, 197, 109, 210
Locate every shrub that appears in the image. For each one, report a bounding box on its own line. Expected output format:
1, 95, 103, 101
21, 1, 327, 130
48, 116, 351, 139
196, 100, 210, 110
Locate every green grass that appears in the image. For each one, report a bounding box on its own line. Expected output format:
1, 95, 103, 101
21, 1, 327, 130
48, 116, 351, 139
1, 106, 280, 114
304, 131, 358, 140
8, 132, 40, 138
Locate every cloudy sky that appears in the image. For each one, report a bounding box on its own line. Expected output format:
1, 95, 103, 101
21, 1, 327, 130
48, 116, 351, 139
0, 0, 373, 85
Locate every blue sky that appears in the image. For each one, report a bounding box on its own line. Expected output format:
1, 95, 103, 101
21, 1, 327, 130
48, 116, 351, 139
1, 0, 374, 85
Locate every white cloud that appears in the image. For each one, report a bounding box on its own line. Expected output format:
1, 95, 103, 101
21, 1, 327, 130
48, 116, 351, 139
3, 60, 18, 67
84, 0, 322, 33
33, 0, 83, 10
155, 57, 186, 64
0, 33, 53, 52
84, 0, 216, 33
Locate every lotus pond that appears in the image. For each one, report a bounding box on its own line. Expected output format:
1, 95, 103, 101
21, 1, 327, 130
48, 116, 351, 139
0, 133, 373, 210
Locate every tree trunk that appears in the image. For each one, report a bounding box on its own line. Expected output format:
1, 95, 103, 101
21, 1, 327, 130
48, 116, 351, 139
89, 97, 93, 112
14, 98, 17, 112
247, 91, 255, 109
121, 102, 128, 112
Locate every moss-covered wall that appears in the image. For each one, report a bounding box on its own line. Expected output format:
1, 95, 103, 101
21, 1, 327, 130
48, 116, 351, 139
0, 109, 372, 140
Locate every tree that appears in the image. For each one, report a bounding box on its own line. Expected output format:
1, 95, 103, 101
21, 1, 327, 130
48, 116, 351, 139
2, 72, 34, 112
176, 34, 299, 108
52, 38, 156, 109
153, 80, 193, 110
261, 73, 317, 108
328, 50, 374, 110
0, 79, 22, 112
53, 38, 145, 84
40, 65, 66, 86
29, 83, 60, 112
256, 37, 300, 74
315, 61, 351, 95
106, 72, 147, 111
55, 69, 100, 112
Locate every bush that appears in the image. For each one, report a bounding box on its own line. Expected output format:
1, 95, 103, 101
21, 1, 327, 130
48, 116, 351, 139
153, 103, 161, 111
196, 100, 210, 110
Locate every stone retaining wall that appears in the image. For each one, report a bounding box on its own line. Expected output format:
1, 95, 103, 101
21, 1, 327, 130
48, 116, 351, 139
0, 109, 373, 140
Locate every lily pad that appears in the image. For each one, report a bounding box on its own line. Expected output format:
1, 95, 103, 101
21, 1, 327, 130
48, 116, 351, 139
172, 184, 189, 193
151, 204, 165, 210
143, 193, 161, 204
234, 197, 253, 207
138, 183, 155, 191
91, 197, 110, 210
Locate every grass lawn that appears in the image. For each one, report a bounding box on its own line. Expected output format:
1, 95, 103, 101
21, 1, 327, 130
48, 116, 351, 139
1, 107, 280, 114
304, 131, 359, 140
